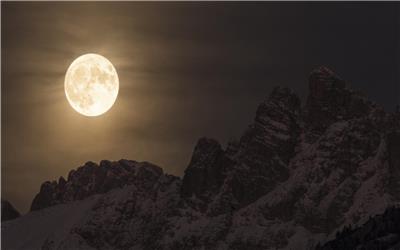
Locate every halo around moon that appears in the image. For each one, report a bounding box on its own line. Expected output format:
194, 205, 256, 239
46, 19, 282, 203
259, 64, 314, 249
64, 53, 119, 117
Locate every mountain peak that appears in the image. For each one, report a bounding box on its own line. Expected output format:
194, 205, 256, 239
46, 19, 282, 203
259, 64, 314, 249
181, 137, 224, 198
309, 66, 344, 88
1, 199, 20, 222
305, 66, 373, 134
268, 86, 301, 110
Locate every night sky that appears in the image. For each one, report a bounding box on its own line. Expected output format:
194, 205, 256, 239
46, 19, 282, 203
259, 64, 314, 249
2, 2, 399, 212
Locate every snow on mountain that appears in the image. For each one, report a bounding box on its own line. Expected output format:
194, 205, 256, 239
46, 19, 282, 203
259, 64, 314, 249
2, 66, 400, 250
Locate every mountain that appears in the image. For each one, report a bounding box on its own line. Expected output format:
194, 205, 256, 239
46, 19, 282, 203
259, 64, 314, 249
1, 199, 20, 222
2, 66, 400, 250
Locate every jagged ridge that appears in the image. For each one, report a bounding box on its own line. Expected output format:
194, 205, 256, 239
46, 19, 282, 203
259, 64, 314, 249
3, 66, 400, 250
30, 160, 165, 211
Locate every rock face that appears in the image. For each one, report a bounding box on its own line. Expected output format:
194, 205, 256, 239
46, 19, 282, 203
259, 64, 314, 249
1, 199, 20, 222
181, 137, 224, 198
2, 67, 400, 250
304, 66, 373, 140
30, 160, 164, 211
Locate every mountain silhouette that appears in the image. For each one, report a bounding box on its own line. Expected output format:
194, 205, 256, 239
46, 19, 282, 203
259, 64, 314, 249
2, 67, 400, 250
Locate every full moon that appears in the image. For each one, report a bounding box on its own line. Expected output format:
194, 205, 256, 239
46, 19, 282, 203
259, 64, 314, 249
64, 53, 119, 117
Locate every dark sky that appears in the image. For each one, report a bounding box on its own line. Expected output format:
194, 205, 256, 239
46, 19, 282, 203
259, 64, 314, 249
2, 2, 399, 213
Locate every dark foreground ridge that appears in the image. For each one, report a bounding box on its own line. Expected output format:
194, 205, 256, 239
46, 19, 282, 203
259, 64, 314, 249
1, 199, 20, 222
317, 207, 400, 250
3, 66, 400, 250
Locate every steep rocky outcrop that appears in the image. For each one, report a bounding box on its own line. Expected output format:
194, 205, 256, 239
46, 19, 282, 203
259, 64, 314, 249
3, 67, 399, 250
212, 87, 302, 213
30, 159, 164, 211
181, 137, 224, 198
304, 66, 374, 141
1, 199, 20, 222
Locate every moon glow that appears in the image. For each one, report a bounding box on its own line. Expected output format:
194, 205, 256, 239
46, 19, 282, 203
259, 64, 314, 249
64, 53, 119, 117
